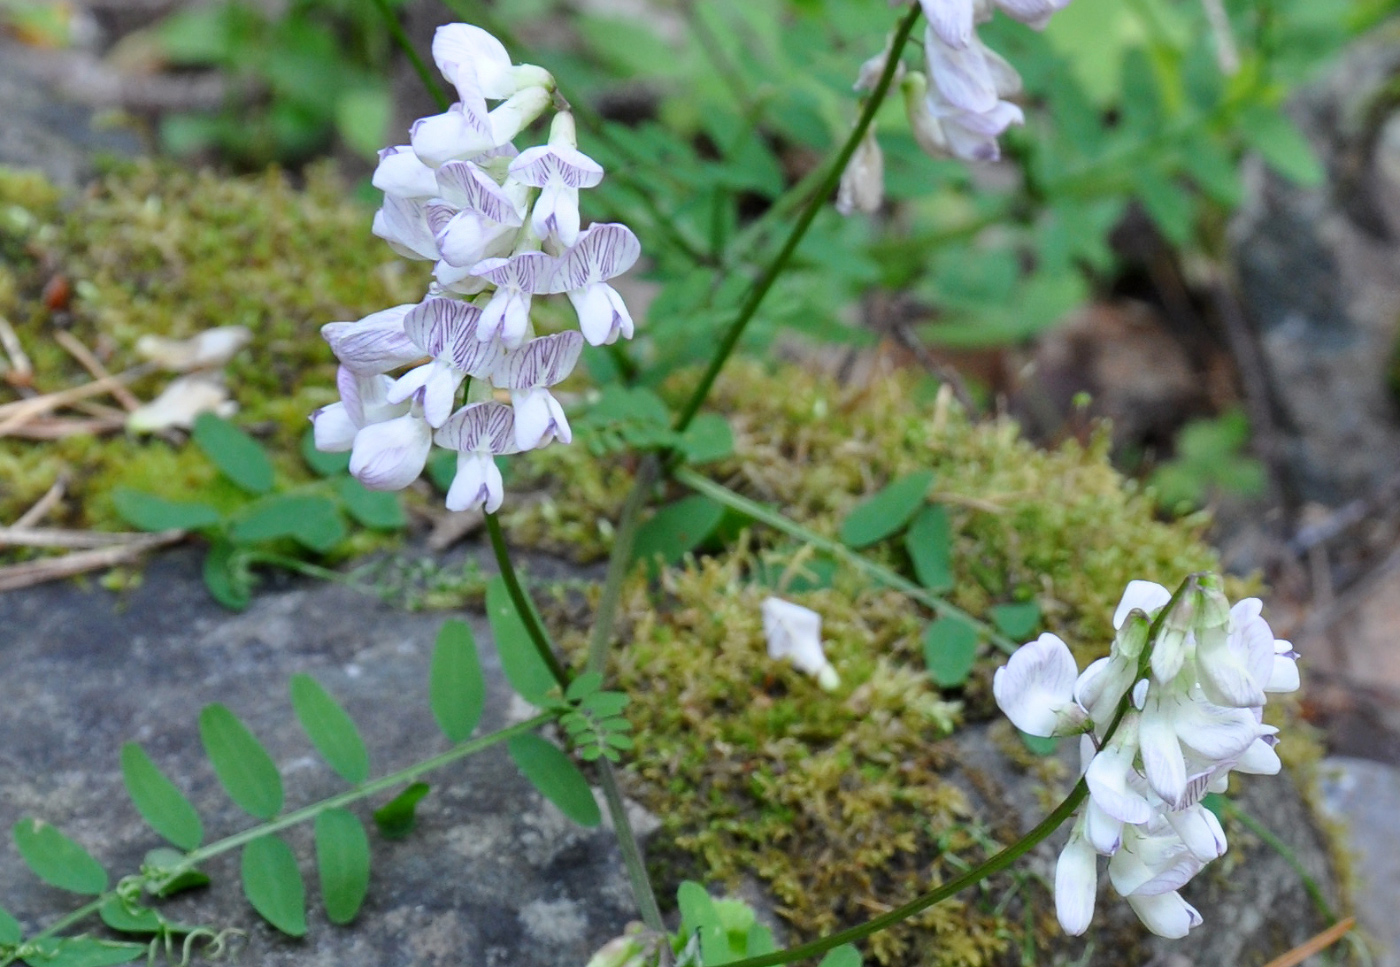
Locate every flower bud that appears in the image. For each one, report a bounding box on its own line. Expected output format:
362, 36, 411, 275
835, 125, 884, 216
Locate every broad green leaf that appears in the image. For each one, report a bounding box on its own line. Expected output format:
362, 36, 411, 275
1133, 166, 1195, 248
120, 742, 203, 850
22, 938, 147, 966
110, 489, 220, 533
199, 704, 283, 820
241, 835, 307, 937
192, 413, 274, 495
373, 782, 429, 839
203, 540, 251, 611
507, 734, 601, 827
745, 922, 776, 956
905, 505, 954, 592
230, 494, 346, 553
485, 576, 556, 706
677, 881, 721, 937
818, 945, 862, 967
565, 671, 604, 702
700, 923, 733, 966
632, 495, 725, 565
12, 819, 107, 895
839, 471, 934, 548
989, 601, 1042, 640
301, 428, 350, 477
290, 675, 369, 784
315, 809, 370, 925
677, 413, 735, 464
429, 620, 486, 743
1020, 732, 1059, 756
335, 476, 406, 530
923, 617, 980, 688
0, 905, 21, 945
1239, 106, 1325, 187
99, 899, 163, 935
335, 85, 392, 158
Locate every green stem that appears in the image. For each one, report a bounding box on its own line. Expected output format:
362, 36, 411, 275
585, 455, 661, 676
485, 512, 572, 687
370, 0, 450, 111
671, 2, 923, 433
672, 467, 1018, 654
723, 780, 1089, 967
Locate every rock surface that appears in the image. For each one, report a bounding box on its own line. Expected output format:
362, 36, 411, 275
0, 546, 1349, 966
1318, 756, 1400, 967
0, 547, 640, 966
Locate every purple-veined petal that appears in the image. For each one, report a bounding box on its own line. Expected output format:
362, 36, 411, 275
436, 161, 525, 225
1055, 827, 1098, 936
473, 250, 556, 293
349, 409, 431, 491
992, 632, 1083, 737
493, 331, 584, 389
411, 103, 494, 168
373, 146, 440, 199
444, 450, 506, 513
433, 400, 520, 456
311, 402, 357, 452
321, 305, 422, 374
1125, 892, 1202, 939
510, 387, 571, 451
1113, 580, 1173, 629
373, 195, 439, 261
509, 144, 605, 189
404, 297, 503, 376
567, 283, 635, 347
924, 24, 997, 114
550, 223, 642, 292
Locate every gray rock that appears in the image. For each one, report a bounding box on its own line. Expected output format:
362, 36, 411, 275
1230, 28, 1400, 504
0, 548, 640, 966
1318, 756, 1400, 967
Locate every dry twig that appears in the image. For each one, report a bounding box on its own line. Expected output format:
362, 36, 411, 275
13, 474, 68, 528
0, 531, 186, 592
1259, 916, 1355, 967
0, 365, 151, 437
0, 315, 34, 387
0, 528, 178, 550
54, 331, 142, 412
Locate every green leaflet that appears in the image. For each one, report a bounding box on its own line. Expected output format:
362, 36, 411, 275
904, 504, 953, 592
429, 619, 486, 743
241, 835, 307, 937
315, 808, 371, 924
120, 742, 204, 851
12, 818, 108, 895
199, 704, 284, 820
923, 616, 981, 688
507, 734, 601, 828
21, 938, 147, 966
372, 782, 430, 840
632, 495, 725, 565
110, 489, 220, 532
192, 412, 274, 495
202, 540, 252, 611
485, 576, 555, 706
989, 601, 1042, 640
818, 945, 862, 967
839, 471, 934, 549
0, 904, 22, 945
229, 494, 346, 553
290, 675, 370, 785
335, 476, 406, 530
301, 427, 350, 477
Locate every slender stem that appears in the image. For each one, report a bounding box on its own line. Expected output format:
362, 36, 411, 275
485, 512, 572, 687
597, 759, 667, 934
586, 455, 661, 675
671, 2, 923, 433
370, 0, 450, 111
672, 467, 1018, 654
722, 780, 1089, 967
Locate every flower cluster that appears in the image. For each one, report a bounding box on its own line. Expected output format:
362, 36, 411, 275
992, 575, 1300, 939
839, 0, 1076, 212
312, 23, 641, 514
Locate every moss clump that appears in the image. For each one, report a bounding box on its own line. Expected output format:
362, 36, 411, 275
551, 361, 1261, 967
0, 161, 426, 528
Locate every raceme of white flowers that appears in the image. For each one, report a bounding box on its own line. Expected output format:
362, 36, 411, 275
838, 0, 1075, 213
311, 23, 642, 514
761, 597, 841, 691
992, 575, 1300, 939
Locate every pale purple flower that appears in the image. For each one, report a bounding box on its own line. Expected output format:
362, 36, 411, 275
386, 297, 504, 428
1137, 681, 1262, 807
410, 102, 496, 168
348, 395, 432, 491
321, 305, 423, 375
492, 331, 584, 450
549, 223, 642, 346
432, 23, 552, 102
311, 367, 408, 452
920, 0, 976, 50
471, 251, 557, 348
373, 145, 440, 199
433, 401, 520, 513
509, 113, 604, 246
426, 160, 527, 268
372, 195, 440, 262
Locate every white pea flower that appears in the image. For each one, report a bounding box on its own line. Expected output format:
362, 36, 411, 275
1055, 817, 1099, 936
373, 145, 440, 199
136, 326, 251, 372
410, 101, 497, 168
373, 194, 441, 262
126, 373, 235, 433
509, 112, 605, 246
348, 395, 432, 491
311, 366, 409, 452
492, 331, 584, 451
761, 597, 840, 690
549, 223, 642, 346
992, 632, 1089, 737
1112, 579, 1173, 629
385, 297, 504, 428
321, 304, 424, 375
433, 401, 520, 513
425, 160, 527, 269
1125, 890, 1203, 940
471, 250, 558, 348
1084, 714, 1154, 824
836, 124, 885, 216
431, 23, 552, 102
